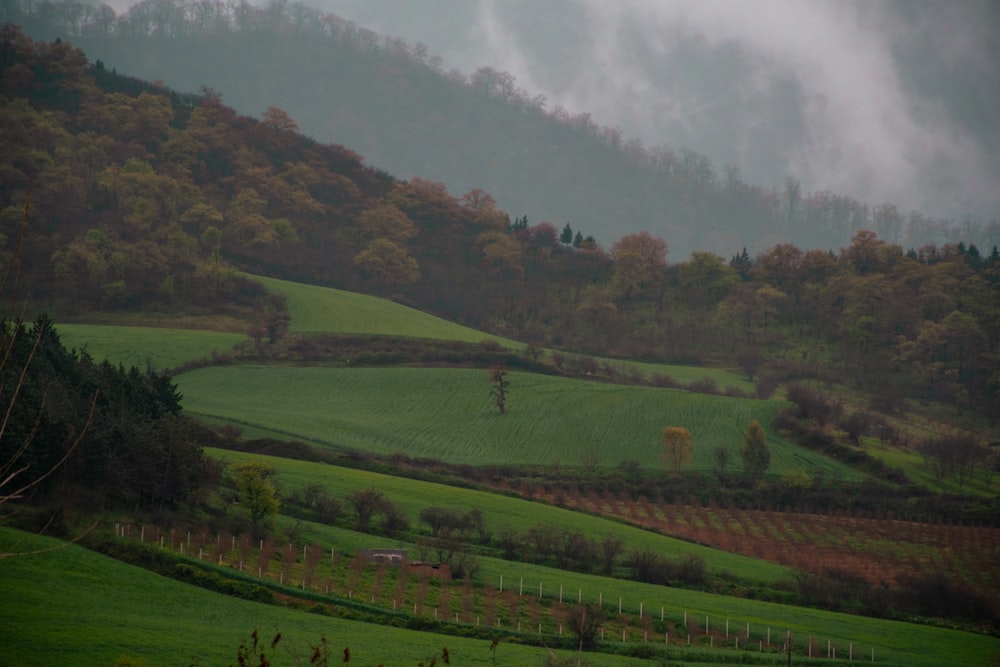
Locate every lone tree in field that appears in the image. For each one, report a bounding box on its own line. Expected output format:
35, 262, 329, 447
234, 461, 280, 534
661, 426, 692, 476
489, 366, 510, 415
712, 445, 732, 485
740, 420, 771, 485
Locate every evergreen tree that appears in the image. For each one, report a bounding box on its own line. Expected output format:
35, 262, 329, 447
560, 223, 574, 245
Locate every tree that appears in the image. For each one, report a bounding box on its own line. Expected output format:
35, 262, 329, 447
348, 487, 387, 533
610, 231, 668, 304
233, 461, 279, 532
599, 535, 624, 575
353, 238, 420, 290
489, 366, 510, 415
740, 420, 770, 485
261, 106, 298, 134
559, 223, 573, 245
661, 426, 692, 476
712, 445, 732, 485
566, 603, 604, 650
840, 411, 872, 445
355, 201, 417, 244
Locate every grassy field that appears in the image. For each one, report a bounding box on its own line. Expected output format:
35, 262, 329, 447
249, 273, 755, 393
250, 273, 516, 343
179, 365, 859, 477
55, 323, 247, 370
5, 526, 996, 667
208, 448, 793, 583
0, 528, 653, 667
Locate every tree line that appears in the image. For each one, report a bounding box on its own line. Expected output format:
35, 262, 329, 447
7, 0, 1000, 260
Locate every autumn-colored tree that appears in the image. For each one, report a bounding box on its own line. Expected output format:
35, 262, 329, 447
610, 231, 667, 305
353, 238, 420, 290
261, 106, 298, 133
355, 201, 417, 244
661, 426, 692, 476
476, 229, 523, 278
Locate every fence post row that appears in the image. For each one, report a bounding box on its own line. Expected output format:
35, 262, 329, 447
123, 526, 880, 659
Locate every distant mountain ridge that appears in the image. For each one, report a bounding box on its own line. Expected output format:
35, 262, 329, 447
8, 0, 999, 258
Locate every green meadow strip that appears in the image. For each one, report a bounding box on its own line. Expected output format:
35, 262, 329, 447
0, 528, 643, 667
181, 366, 859, 478
208, 447, 791, 583
249, 273, 517, 344
55, 323, 247, 370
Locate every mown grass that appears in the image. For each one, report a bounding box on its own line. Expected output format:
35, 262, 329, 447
249, 273, 754, 392
180, 366, 859, 478
0, 528, 652, 667
55, 323, 247, 370
208, 447, 792, 583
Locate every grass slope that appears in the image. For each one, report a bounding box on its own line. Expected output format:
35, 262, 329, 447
250, 274, 515, 343
249, 273, 755, 392
0, 528, 648, 667
55, 323, 247, 370
208, 447, 792, 583
180, 366, 859, 477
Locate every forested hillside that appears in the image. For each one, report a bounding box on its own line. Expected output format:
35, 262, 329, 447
1, 24, 999, 426
7, 0, 1000, 257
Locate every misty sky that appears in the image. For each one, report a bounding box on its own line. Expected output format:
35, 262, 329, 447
105, 0, 1000, 221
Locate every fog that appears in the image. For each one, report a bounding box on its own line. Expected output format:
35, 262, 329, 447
103, 0, 1000, 221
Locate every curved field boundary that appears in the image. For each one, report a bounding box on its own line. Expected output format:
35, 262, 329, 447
249, 273, 754, 393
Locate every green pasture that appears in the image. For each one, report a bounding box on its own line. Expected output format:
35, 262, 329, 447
0, 528, 651, 667
180, 366, 860, 478
249, 273, 754, 392
55, 323, 247, 370
209, 447, 791, 583
249, 273, 516, 344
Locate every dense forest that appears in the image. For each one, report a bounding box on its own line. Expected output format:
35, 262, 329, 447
5, 0, 1000, 258
1, 24, 998, 427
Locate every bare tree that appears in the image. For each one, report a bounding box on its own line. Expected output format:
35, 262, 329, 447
489, 366, 510, 415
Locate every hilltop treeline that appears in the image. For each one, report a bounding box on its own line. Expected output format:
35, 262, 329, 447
6, 0, 1000, 258
1, 25, 998, 421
